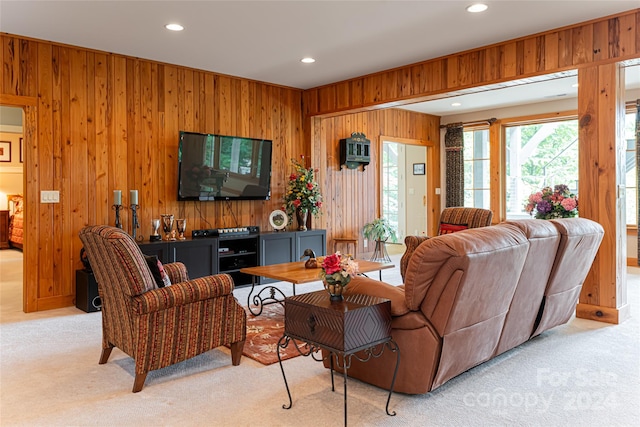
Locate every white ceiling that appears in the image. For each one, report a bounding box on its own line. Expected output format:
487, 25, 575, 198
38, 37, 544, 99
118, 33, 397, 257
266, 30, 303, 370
0, 0, 639, 116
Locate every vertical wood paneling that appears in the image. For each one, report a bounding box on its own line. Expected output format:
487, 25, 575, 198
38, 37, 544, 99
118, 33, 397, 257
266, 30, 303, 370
1, 34, 304, 311
23, 105, 38, 311
68, 48, 88, 299
302, 9, 639, 116
523, 37, 538, 74
2, 8, 638, 311
502, 42, 518, 79
36, 45, 51, 302
572, 25, 593, 65
94, 53, 109, 226
619, 13, 637, 57
3, 37, 20, 95
577, 63, 629, 324
592, 20, 609, 62
86, 52, 98, 228
20, 39, 37, 97
311, 109, 439, 251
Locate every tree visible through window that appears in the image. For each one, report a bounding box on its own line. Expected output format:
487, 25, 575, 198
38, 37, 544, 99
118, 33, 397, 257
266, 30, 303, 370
506, 119, 579, 219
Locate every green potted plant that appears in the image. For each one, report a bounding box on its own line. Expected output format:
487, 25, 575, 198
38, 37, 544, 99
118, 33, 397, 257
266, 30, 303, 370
362, 218, 397, 262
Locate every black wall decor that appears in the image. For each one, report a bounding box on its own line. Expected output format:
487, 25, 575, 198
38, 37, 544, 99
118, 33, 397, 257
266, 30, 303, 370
340, 132, 371, 170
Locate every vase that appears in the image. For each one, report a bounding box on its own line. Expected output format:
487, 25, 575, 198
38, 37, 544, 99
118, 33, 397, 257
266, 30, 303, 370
296, 208, 309, 231
324, 280, 345, 301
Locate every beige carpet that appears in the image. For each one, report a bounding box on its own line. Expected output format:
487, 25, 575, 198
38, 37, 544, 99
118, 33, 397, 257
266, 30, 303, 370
1, 248, 639, 426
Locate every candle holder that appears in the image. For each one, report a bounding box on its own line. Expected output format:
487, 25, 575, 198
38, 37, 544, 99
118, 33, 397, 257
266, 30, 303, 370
131, 204, 142, 241
161, 214, 175, 241
176, 219, 187, 240
112, 204, 123, 229
150, 219, 162, 241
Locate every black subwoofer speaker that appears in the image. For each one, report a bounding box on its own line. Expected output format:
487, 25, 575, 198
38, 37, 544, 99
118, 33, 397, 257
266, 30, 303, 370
75, 269, 102, 313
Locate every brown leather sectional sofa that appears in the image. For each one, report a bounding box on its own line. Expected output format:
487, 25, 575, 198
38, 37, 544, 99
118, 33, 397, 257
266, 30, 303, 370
332, 218, 604, 394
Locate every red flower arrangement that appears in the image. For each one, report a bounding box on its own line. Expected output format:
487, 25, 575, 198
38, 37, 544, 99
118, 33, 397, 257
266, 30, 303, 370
319, 252, 359, 288
282, 156, 323, 218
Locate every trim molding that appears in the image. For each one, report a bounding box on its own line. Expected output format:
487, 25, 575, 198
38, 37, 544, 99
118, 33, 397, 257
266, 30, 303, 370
576, 303, 631, 325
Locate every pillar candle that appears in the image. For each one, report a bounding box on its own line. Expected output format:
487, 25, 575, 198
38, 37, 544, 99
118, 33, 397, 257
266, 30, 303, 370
113, 190, 122, 206
130, 190, 138, 205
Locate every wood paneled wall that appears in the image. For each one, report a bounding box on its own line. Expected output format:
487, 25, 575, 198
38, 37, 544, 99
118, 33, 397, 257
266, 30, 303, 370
311, 109, 440, 251
303, 9, 639, 324
576, 63, 629, 324
2, 9, 639, 312
303, 9, 640, 116
0, 35, 304, 312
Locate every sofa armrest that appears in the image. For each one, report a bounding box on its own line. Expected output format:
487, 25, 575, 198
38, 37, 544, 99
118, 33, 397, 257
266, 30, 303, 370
162, 262, 189, 284
345, 275, 411, 316
400, 236, 431, 281
132, 273, 235, 314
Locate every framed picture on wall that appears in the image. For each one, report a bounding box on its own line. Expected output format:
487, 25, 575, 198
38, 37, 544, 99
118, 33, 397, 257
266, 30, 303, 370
413, 163, 425, 175
20, 138, 23, 163
0, 141, 11, 162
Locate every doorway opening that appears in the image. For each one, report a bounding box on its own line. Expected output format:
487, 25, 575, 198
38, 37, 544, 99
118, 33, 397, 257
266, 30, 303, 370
381, 139, 428, 247
0, 105, 25, 315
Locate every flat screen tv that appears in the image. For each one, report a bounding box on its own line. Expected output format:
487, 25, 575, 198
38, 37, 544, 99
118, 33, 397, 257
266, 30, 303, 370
178, 131, 273, 201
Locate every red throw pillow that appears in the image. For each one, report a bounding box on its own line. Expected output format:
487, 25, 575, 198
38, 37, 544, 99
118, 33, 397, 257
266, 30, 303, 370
439, 223, 468, 235
144, 255, 172, 288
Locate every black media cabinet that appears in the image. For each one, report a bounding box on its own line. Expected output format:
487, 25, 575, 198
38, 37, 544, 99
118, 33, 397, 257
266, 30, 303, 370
138, 229, 326, 287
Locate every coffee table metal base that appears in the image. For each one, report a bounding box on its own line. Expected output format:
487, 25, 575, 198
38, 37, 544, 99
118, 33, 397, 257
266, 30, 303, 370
277, 335, 399, 426
246, 276, 295, 316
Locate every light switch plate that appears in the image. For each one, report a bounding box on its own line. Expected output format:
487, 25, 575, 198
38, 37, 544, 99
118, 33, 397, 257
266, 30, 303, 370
40, 190, 60, 203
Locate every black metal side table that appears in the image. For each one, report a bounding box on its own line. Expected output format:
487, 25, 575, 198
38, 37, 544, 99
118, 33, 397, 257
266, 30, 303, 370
277, 290, 400, 426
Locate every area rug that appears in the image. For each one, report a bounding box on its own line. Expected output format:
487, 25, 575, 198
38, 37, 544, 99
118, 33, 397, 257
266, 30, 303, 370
240, 303, 302, 365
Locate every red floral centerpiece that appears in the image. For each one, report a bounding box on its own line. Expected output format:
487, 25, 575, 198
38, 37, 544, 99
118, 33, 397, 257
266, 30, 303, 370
283, 156, 323, 230
319, 252, 359, 301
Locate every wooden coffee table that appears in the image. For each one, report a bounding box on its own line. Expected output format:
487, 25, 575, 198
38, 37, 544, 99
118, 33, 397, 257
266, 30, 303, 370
240, 259, 394, 316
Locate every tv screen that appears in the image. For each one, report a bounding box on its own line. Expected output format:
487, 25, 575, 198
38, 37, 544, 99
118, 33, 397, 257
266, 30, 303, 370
178, 131, 272, 201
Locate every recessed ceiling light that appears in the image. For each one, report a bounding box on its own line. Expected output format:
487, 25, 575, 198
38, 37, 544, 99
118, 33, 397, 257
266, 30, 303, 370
165, 23, 184, 31
301, 57, 316, 64
466, 3, 488, 13
451, 102, 462, 107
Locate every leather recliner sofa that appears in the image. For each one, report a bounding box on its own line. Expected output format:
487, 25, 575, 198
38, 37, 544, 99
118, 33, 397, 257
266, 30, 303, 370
330, 218, 604, 394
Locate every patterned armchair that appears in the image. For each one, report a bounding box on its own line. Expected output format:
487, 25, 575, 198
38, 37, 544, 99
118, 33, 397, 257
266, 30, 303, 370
399, 207, 493, 280
78, 225, 246, 392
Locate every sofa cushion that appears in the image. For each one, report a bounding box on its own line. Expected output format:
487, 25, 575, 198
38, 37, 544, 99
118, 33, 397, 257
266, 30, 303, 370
438, 223, 468, 235
494, 219, 560, 356
404, 223, 529, 331
344, 276, 410, 316
531, 218, 604, 336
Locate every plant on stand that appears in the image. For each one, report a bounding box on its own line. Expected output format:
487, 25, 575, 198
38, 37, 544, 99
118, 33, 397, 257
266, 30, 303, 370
362, 217, 398, 262
283, 156, 322, 231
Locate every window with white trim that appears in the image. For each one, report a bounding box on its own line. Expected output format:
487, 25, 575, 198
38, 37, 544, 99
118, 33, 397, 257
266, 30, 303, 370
625, 108, 638, 226
463, 127, 490, 209
505, 119, 579, 219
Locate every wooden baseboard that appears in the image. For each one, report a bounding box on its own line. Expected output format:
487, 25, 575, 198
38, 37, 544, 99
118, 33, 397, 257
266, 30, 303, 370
627, 257, 638, 267
576, 302, 630, 325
